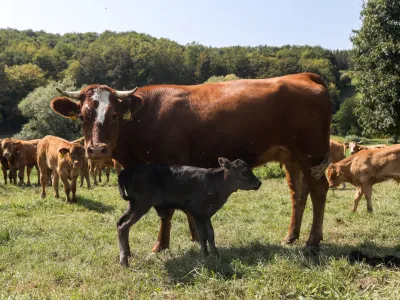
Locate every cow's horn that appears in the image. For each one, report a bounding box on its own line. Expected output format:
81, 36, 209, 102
115, 87, 138, 99
56, 88, 81, 100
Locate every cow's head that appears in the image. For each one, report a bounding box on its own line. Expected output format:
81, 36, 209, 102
218, 157, 262, 191
51, 85, 143, 160
58, 143, 86, 170
1, 138, 20, 160
348, 142, 360, 155
326, 163, 342, 188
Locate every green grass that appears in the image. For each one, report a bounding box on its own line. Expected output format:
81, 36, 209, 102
1, 170, 400, 299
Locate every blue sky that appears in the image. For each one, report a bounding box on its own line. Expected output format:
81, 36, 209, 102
0, 0, 362, 50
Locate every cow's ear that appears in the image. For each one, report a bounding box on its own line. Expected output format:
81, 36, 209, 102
51, 97, 80, 120
218, 157, 232, 169
14, 141, 22, 149
118, 95, 144, 120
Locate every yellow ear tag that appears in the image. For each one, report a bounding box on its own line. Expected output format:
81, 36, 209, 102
60, 153, 65, 159
123, 110, 132, 121
70, 115, 77, 121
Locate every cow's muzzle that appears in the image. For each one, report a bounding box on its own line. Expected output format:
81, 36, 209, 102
86, 143, 111, 159
74, 161, 82, 169
3, 152, 11, 159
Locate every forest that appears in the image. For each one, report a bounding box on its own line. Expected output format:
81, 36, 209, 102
0, 28, 351, 138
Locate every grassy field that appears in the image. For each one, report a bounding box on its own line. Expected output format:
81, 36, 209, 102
1, 169, 400, 299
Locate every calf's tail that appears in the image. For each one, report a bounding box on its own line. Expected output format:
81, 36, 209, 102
118, 170, 134, 201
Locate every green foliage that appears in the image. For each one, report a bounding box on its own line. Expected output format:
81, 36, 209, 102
339, 73, 351, 87
332, 97, 361, 136
351, 0, 400, 137
344, 135, 362, 143
14, 77, 81, 140
253, 163, 286, 179
205, 74, 240, 83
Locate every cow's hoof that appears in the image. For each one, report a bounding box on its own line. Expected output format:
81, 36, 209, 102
152, 242, 168, 253
120, 256, 129, 267
367, 209, 373, 213
54, 194, 59, 198
281, 234, 299, 245
306, 235, 322, 249
40, 193, 46, 198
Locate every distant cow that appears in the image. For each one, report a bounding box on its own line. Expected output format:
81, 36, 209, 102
69, 137, 91, 188
329, 140, 347, 189
327, 145, 400, 213
1, 138, 41, 185
117, 158, 261, 266
348, 142, 387, 155
0, 140, 15, 184
89, 158, 122, 185
37, 135, 86, 203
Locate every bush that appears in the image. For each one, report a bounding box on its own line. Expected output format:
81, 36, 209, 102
14, 77, 81, 140
253, 163, 286, 179
205, 74, 240, 83
339, 73, 351, 87
344, 135, 362, 143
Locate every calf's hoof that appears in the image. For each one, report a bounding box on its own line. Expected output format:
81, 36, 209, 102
306, 234, 322, 249
120, 256, 129, 267
41, 193, 46, 198
281, 233, 299, 245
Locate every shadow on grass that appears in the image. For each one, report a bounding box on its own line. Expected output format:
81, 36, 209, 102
165, 241, 400, 285
77, 196, 115, 213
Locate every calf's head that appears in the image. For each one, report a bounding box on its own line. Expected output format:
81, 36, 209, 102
58, 143, 86, 170
1, 138, 20, 160
218, 157, 262, 191
50, 85, 143, 160
326, 163, 342, 188
348, 142, 360, 155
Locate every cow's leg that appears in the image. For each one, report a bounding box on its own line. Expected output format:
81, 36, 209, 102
98, 166, 102, 183
281, 162, 309, 244
184, 211, 198, 242
115, 163, 122, 176
195, 218, 208, 257
117, 203, 150, 267
70, 175, 78, 203
84, 170, 91, 189
90, 163, 97, 185
39, 167, 47, 198
352, 187, 364, 212
35, 165, 40, 185
304, 175, 328, 248
18, 167, 24, 185
205, 218, 218, 257
363, 184, 373, 213
152, 209, 175, 252
11, 169, 17, 184
60, 173, 71, 202
80, 171, 84, 187
26, 165, 33, 185
53, 172, 60, 198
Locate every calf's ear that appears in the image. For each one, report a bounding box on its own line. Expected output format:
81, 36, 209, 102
58, 147, 70, 158
51, 97, 80, 120
218, 157, 232, 169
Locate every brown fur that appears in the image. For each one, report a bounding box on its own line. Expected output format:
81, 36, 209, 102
37, 135, 86, 203
1, 138, 41, 185
51, 72, 332, 249
327, 145, 400, 213
0, 139, 15, 184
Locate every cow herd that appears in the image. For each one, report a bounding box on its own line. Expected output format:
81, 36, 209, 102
0, 72, 399, 267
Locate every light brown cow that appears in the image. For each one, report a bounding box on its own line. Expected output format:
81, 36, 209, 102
71, 137, 91, 189
329, 140, 347, 189
1, 138, 41, 185
37, 135, 86, 203
348, 142, 387, 155
89, 158, 122, 185
327, 145, 400, 213
0, 140, 16, 184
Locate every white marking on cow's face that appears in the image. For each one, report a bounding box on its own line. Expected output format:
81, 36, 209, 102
92, 88, 110, 124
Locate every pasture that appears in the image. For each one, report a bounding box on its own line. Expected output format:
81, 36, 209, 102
1, 167, 400, 299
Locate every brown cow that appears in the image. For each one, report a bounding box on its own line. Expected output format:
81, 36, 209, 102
348, 141, 387, 155
50, 72, 332, 249
0, 140, 16, 184
327, 145, 400, 213
37, 135, 86, 202
1, 138, 41, 185
89, 158, 122, 185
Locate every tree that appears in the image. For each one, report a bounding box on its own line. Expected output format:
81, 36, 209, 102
332, 96, 361, 136
351, 0, 400, 137
15, 77, 81, 140
205, 74, 240, 83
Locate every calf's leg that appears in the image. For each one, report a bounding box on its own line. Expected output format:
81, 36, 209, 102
206, 218, 218, 257
363, 184, 373, 213
184, 211, 198, 242
70, 175, 78, 203
2, 167, 7, 184
39, 166, 47, 198
117, 203, 150, 267
352, 187, 364, 212
18, 167, 25, 185
195, 218, 208, 257
26, 165, 33, 185
52, 171, 60, 198
105, 166, 110, 182
152, 209, 174, 252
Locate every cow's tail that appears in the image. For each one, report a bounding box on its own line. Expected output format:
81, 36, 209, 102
310, 152, 331, 179
118, 170, 134, 201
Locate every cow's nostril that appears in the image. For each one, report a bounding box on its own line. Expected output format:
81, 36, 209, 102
101, 147, 107, 154
87, 147, 94, 154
